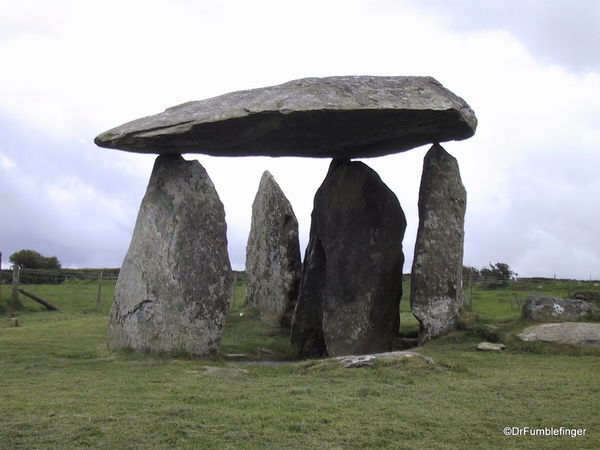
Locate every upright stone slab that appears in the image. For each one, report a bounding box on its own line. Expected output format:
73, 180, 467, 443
411, 144, 466, 345
291, 159, 406, 358
108, 155, 231, 357
245, 171, 302, 327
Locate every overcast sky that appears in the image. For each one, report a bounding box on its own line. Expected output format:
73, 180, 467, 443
1, 0, 599, 279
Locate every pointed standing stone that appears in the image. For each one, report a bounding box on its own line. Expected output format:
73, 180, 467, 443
291, 160, 406, 357
108, 155, 231, 357
411, 144, 466, 345
245, 171, 302, 327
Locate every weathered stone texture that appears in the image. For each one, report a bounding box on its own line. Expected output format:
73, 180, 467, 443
291, 159, 406, 358
94, 76, 477, 158
245, 171, 302, 327
477, 342, 506, 351
522, 296, 600, 322
107, 155, 231, 357
518, 322, 600, 346
411, 144, 466, 345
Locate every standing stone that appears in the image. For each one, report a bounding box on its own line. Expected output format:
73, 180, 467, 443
245, 171, 302, 327
411, 144, 466, 345
291, 159, 406, 358
107, 155, 231, 357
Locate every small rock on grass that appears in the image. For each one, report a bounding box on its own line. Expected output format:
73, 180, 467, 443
189, 367, 249, 377
256, 347, 275, 355
477, 342, 506, 351
335, 350, 435, 368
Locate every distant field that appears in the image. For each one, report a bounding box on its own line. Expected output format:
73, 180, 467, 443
1, 278, 599, 449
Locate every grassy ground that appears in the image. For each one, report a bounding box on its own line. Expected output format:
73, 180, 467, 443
1, 279, 599, 449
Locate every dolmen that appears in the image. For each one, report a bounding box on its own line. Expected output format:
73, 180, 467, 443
95, 75, 477, 357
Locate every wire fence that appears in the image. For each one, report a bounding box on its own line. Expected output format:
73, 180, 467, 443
1, 268, 119, 285
1, 267, 120, 312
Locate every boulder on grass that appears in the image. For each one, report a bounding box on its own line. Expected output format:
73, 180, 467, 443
518, 322, 600, 346
522, 296, 600, 322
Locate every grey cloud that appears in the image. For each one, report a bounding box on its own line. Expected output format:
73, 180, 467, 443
463, 142, 600, 279
0, 110, 149, 268
403, 0, 600, 74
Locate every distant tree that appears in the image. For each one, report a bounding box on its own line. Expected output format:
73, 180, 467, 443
463, 266, 480, 277
480, 262, 514, 281
9, 250, 62, 270
43, 256, 61, 270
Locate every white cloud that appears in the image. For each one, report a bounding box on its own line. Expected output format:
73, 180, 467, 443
0, 0, 599, 278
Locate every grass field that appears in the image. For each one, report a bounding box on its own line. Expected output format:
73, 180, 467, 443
1, 278, 599, 449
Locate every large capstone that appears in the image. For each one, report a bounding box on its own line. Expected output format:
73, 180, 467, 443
291, 159, 406, 358
245, 171, 302, 327
107, 155, 231, 357
94, 76, 477, 159
411, 144, 466, 345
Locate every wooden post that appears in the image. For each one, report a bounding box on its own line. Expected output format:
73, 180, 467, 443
11, 266, 24, 309
231, 272, 238, 309
97, 271, 103, 312
18, 288, 60, 311
468, 270, 473, 307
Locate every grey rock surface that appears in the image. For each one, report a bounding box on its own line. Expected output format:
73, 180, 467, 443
107, 155, 231, 357
476, 342, 506, 351
572, 291, 600, 304
518, 322, 600, 346
291, 159, 406, 358
335, 350, 434, 368
245, 171, 302, 327
95, 76, 477, 158
411, 144, 466, 345
522, 296, 600, 322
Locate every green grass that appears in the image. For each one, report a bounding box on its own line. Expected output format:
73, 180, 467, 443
0, 277, 115, 315
1, 279, 599, 449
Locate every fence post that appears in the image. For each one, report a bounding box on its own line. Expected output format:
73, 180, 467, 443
97, 271, 103, 312
468, 270, 473, 307
231, 272, 238, 309
11, 265, 24, 309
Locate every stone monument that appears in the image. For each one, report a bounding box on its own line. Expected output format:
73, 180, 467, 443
96, 75, 477, 357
